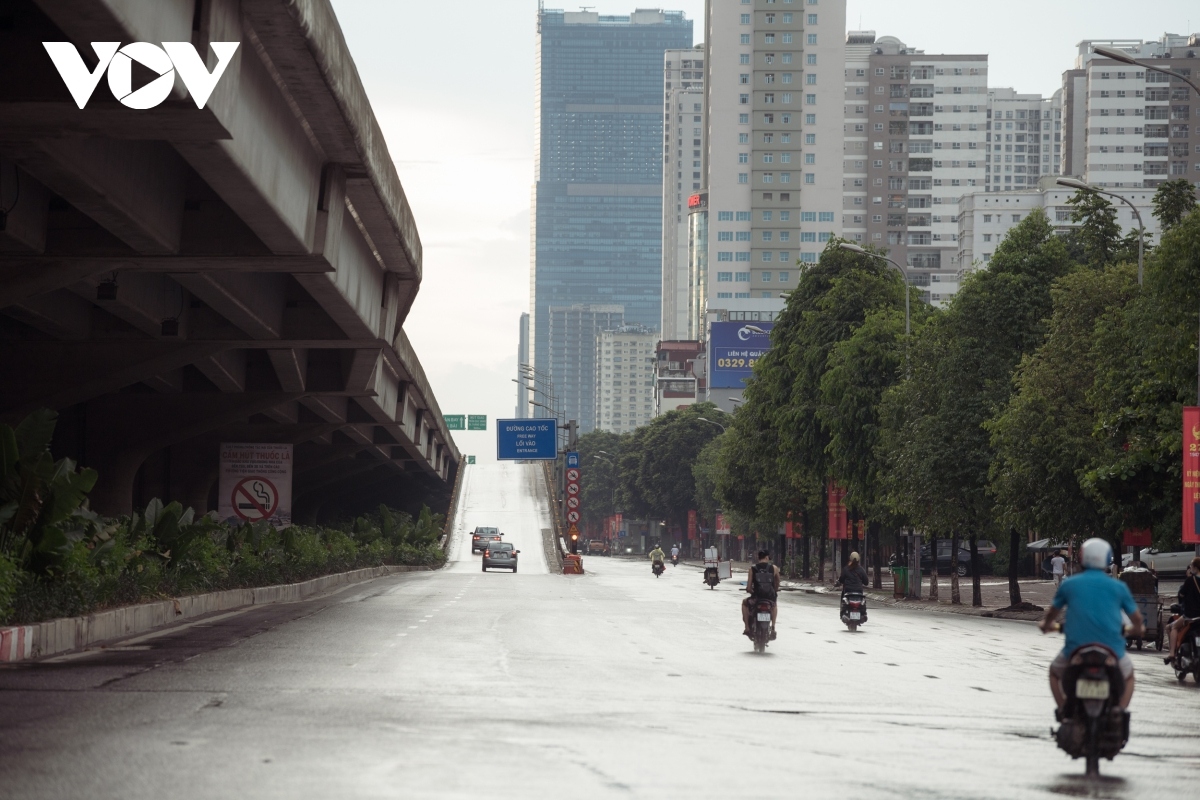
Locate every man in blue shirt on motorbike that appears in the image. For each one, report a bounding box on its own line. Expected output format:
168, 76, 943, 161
1039, 538, 1144, 712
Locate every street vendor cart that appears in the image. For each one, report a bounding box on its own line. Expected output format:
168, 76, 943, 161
1120, 568, 1164, 651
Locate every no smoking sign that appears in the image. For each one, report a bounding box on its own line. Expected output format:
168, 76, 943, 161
231, 476, 279, 522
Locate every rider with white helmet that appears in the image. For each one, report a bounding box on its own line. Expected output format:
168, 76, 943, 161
1039, 538, 1145, 713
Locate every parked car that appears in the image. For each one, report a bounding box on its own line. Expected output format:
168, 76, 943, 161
920, 540, 993, 577
482, 541, 519, 572
471, 526, 501, 554
1122, 548, 1196, 577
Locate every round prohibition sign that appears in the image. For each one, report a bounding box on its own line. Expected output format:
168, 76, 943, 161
567, 496, 580, 510
231, 476, 279, 521
567, 510, 581, 524
566, 483, 580, 496
566, 468, 580, 482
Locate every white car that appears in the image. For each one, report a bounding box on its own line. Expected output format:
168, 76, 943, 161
1122, 548, 1197, 576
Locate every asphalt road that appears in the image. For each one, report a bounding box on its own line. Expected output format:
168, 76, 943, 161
1, 463, 1197, 799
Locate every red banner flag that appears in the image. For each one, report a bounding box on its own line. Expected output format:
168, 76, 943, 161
1185, 407, 1200, 544
827, 481, 849, 540
687, 510, 698, 541
1123, 528, 1152, 548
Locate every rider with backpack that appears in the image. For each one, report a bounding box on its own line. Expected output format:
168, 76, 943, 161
742, 549, 780, 639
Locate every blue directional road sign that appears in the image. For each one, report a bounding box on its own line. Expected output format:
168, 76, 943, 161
496, 419, 558, 461
566, 451, 580, 468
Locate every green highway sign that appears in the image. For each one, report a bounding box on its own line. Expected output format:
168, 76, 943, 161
467, 415, 487, 431
467, 455, 476, 465
445, 415, 465, 430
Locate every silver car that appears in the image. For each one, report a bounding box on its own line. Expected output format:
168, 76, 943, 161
482, 541, 519, 573
1123, 548, 1196, 576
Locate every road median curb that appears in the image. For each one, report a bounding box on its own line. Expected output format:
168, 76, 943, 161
0, 564, 431, 664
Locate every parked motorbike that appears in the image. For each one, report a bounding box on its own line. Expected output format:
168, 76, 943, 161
1053, 643, 1130, 778
703, 567, 720, 589
840, 591, 867, 632
652, 560, 665, 578
1166, 603, 1200, 684
750, 599, 775, 653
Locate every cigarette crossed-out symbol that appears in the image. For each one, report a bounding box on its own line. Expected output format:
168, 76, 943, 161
232, 476, 278, 521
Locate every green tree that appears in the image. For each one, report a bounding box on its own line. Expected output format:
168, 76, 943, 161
880, 209, 1074, 605
1084, 208, 1200, 549
987, 264, 1137, 551
1065, 190, 1122, 266
576, 429, 625, 532
1151, 178, 1199, 232
616, 403, 728, 535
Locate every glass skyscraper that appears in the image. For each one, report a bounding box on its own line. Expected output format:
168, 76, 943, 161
531, 7, 692, 431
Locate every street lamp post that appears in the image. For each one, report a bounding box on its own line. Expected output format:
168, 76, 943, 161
1092, 44, 1200, 555
1055, 177, 1145, 285
697, 417, 726, 433
838, 242, 911, 373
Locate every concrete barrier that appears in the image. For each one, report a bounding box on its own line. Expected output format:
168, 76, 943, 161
0, 564, 430, 663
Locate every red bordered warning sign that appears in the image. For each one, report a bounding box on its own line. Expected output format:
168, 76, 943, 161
231, 476, 279, 522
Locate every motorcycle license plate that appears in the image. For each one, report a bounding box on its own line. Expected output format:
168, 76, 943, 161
1075, 678, 1109, 700
756, 612, 771, 622
849, 612, 861, 620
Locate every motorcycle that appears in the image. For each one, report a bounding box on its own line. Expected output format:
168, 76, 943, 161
703, 567, 720, 589
840, 591, 867, 632
750, 599, 775, 653
671, 553, 679, 567
1166, 604, 1200, 684
1053, 643, 1130, 778
652, 560, 665, 578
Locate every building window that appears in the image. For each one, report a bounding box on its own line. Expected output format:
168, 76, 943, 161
805, 94, 817, 105
807, 13, 818, 24
739, 153, 749, 163
804, 153, 816, 164
740, 34, 750, 45
779, 271, 790, 282
762, 252, 773, 262
717, 272, 733, 282
736, 253, 751, 262
738, 173, 748, 183
718, 231, 734, 241
717, 292, 733, 299
806, 73, 817, 85
718, 211, 734, 221
739, 114, 749, 123
762, 271, 773, 281
780, 173, 791, 183
806, 33, 817, 45
740, 13, 750, 23
735, 231, 751, 241
735, 272, 751, 282
736, 211, 751, 221
717, 252, 733, 262
740, 54, 750, 65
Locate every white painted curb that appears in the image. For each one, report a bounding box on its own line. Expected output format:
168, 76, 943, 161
0, 564, 430, 663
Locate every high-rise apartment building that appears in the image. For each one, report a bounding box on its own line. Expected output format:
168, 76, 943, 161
662, 47, 706, 341
594, 326, 659, 433
842, 33, 986, 288
531, 7, 692, 431
696, 0, 847, 340
547, 304, 625, 432
985, 87, 1063, 193
1061, 34, 1200, 189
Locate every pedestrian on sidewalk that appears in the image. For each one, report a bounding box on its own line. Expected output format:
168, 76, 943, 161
1051, 550, 1066, 588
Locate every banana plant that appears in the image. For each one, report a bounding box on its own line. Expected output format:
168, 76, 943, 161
0, 410, 99, 573
129, 498, 219, 566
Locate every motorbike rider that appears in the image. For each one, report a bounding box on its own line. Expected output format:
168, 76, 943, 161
1163, 556, 1200, 665
741, 549, 780, 638
836, 552, 868, 593
670, 544, 680, 563
1039, 538, 1145, 714
648, 544, 666, 570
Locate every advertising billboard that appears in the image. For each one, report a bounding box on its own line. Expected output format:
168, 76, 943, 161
1184, 407, 1200, 544
708, 321, 775, 389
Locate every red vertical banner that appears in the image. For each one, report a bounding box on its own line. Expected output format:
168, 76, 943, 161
1184, 407, 1200, 544
785, 511, 794, 539
687, 510, 698, 541
856, 518, 866, 540
827, 482, 849, 539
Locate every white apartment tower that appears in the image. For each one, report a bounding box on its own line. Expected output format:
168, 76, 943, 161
985, 87, 1063, 193
662, 47, 706, 341
696, 0, 847, 338
595, 326, 660, 433
841, 33, 986, 298
1062, 33, 1200, 189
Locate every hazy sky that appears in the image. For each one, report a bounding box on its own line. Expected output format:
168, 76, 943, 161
328, 0, 1195, 461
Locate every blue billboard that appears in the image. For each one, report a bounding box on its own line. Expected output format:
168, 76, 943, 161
496, 419, 558, 460
708, 321, 775, 389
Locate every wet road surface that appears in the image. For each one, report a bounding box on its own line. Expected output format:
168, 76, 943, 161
1, 463, 1197, 798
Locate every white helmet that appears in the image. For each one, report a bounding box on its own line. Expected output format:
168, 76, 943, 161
1080, 538, 1112, 571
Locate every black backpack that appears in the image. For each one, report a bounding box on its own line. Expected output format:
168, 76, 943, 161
751, 562, 777, 600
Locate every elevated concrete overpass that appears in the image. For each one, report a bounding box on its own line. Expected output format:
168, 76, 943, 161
0, 0, 459, 519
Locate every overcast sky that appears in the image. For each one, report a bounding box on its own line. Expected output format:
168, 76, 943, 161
328, 0, 1195, 461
